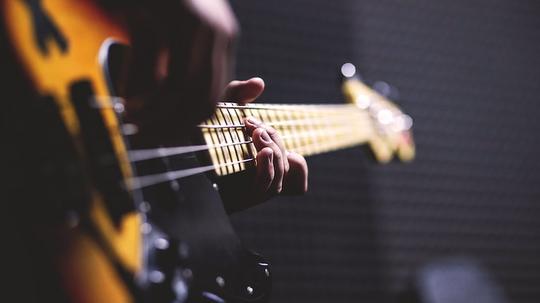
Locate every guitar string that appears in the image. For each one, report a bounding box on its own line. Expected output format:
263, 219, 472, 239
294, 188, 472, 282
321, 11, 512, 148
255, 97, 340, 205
128, 140, 253, 162
125, 125, 372, 190
197, 119, 371, 130
92, 96, 367, 112
197, 114, 370, 129
215, 103, 366, 112
127, 158, 255, 190
94, 96, 377, 124
94, 96, 378, 142
90, 97, 381, 188
128, 113, 371, 162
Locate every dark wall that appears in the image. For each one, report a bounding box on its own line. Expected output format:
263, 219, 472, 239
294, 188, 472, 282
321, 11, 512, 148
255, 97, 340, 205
228, 1, 540, 303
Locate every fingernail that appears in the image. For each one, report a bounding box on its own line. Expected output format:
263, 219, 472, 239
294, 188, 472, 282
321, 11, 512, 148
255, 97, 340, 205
247, 117, 262, 126
267, 152, 273, 164
260, 130, 271, 143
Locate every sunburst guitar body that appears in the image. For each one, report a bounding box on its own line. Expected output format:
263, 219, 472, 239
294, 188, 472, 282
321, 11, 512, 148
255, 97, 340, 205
1, 0, 141, 302
0, 1, 415, 302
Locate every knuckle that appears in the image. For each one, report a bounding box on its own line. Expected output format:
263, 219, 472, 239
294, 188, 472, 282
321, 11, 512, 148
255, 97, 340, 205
273, 149, 283, 162
265, 126, 277, 135
271, 182, 283, 194
252, 127, 265, 138
260, 146, 273, 155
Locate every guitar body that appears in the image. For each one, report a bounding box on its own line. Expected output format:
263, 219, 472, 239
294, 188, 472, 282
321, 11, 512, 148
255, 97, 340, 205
1, 1, 414, 302
1, 1, 270, 302
2, 0, 141, 302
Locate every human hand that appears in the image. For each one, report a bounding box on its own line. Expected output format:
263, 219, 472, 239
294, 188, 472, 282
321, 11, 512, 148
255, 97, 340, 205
219, 78, 308, 212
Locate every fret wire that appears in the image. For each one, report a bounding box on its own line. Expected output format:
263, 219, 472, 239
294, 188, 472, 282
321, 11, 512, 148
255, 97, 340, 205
293, 135, 363, 156
260, 106, 271, 123
200, 105, 375, 176
226, 108, 242, 173
235, 109, 254, 167
287, 127, 367, 156
296, 108, 307, 149
257, 105, 270, 126
243, 107, 258, 162
280, 127, 360, 141
299, 107, 310, 153
278, 114, 362, 141
130, 121, 370, 185
275, 108, 288, 147
292, 109, 303, 151
226, 106, 245, 172
220, 107, 237, 172
283, 107, 296, 151
207, 124, 371, 177
286, 118, 369, 146
238, 105, 255, 163
248, 108, 257, 122
210, 111, 221, 174
202, 111, 369, 152
210, 114, 228, 175
318, 109, 330, 154
205, 115, 220, 175
308, 108, 320, 155
231, 107, 245, 163
216, 108, 237, 174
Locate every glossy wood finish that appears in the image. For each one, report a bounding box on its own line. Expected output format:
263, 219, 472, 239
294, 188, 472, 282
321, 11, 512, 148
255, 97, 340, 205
1, 1, 140, 302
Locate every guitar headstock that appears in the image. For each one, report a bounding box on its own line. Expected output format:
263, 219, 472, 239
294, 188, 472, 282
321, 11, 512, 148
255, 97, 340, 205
340, 63, 415, 163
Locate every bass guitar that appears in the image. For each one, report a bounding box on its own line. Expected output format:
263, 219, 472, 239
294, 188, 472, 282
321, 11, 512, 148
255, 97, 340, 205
1, 0, 414, 302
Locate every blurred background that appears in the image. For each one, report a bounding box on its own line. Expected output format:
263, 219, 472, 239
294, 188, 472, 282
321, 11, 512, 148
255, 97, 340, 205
227, 0, 540, 302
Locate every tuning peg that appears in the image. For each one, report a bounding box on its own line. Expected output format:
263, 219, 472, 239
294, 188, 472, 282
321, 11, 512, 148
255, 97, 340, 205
373, 81, 400, 100
340, 62, 362, 81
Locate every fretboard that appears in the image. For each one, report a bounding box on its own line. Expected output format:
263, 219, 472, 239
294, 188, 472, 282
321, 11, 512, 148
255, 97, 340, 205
200, 103, 373, 176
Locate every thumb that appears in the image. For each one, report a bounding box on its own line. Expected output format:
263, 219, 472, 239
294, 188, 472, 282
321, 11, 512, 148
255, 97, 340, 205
222, 77, 265, 104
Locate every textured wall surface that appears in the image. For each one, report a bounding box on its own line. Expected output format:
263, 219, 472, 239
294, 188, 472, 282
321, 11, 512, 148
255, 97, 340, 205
228, 1, 540, 302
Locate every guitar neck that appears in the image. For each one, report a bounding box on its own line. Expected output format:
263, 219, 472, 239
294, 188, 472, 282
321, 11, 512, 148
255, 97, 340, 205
200, 103, 373, 176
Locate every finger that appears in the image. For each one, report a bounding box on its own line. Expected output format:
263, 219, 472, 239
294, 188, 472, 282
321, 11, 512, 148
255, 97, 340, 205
251, 128, 284, 193
245, 117, 290, 172
243, 116, 260, 135
222, 77, 265, 104
283, 152, 308, 195
264, 125, 290, 172
254, 147, 274, 193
